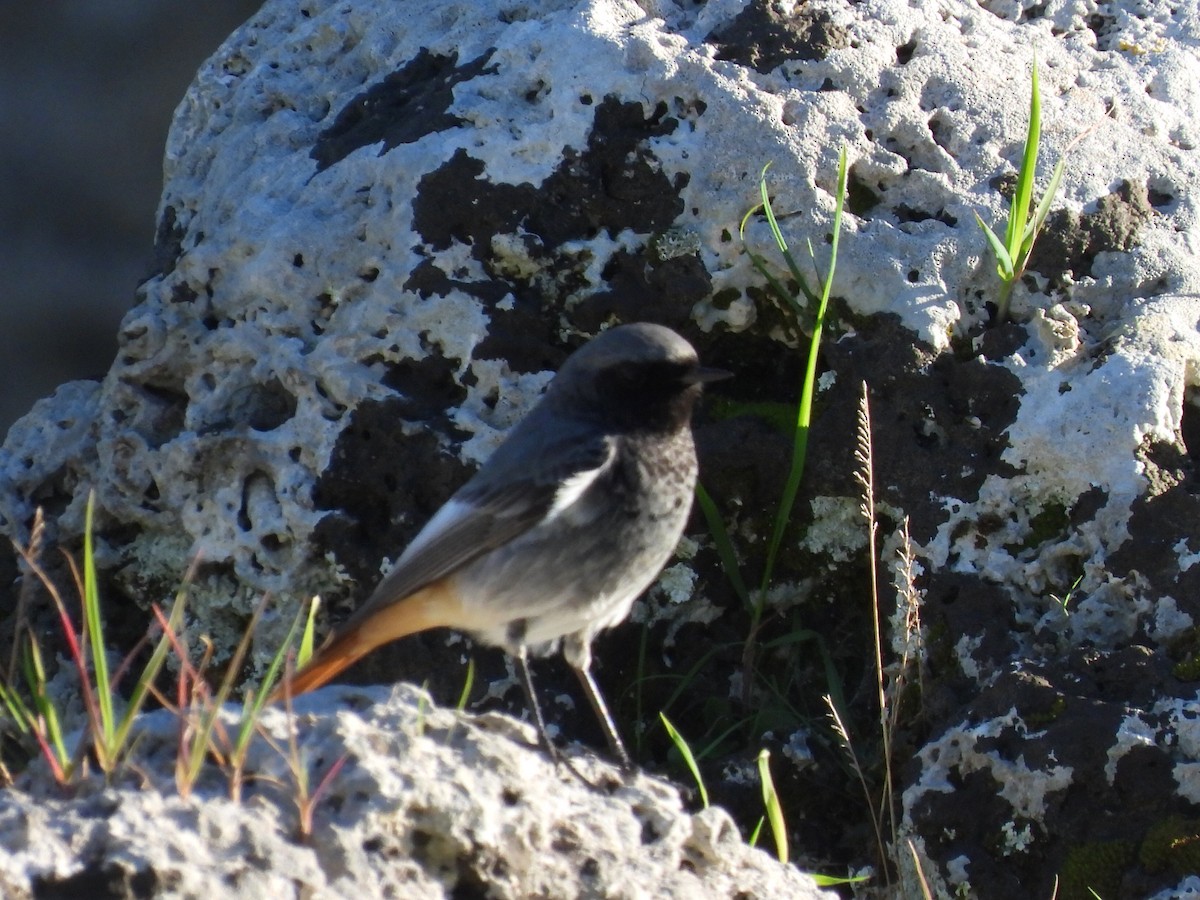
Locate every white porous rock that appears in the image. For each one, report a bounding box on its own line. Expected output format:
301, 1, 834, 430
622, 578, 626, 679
0, 686, 832, 899
0, 0, 1196, 659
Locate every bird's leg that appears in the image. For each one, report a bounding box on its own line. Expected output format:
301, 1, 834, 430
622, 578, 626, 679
514, 647, 601, 785
572, 660, 632, 771
562, 633, 633, 771
514, 645, 559, 762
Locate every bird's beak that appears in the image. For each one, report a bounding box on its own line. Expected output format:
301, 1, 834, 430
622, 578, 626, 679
689, 366, 734, 385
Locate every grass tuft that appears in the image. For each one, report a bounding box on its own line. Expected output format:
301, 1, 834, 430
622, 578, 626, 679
266, 655, 351, 841
709, 147, 849, 708
974, 55, 1095, 323
1, 493, 186, 782
0, 500, 325, 822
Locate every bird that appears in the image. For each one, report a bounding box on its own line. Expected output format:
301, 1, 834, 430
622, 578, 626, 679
271, 322, 729, 767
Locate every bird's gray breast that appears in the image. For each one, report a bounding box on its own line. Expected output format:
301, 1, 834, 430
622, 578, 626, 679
454, 428, 698, 648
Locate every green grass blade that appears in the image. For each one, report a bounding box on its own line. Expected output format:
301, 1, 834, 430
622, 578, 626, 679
416, 687, 430, 736
748, 249, 812, 318
748, 816, 765, 847
759, 146, 848, 603
181, 592, 272, 787
760, 170, 812, 301
24, 640, 70, 774
738, 173, 764, 239
111, 584, 187, 759
0, 680, 32, 733
974, 213, 1015, 280
823, 148, 848, 304
11, 649, 69, 783
144, 599, 209, 790
660, 712, 709, 808
1023, 156, 1066, 259
695, 484, 750, 606
82, 491, 116, 761
811, 873, 871, 886
455, 657, 475, 712
1006, 57, 1042, 259
757, 748, 789, 864
212, 593, 268, 716
262, 602, 307, 698
298, 596, 319, 668
236, 596, 312, 759
758, 164, 781, 243
742, 165, 818, 313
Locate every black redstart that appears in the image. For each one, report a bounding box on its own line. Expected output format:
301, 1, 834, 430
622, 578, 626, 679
273, 322, 729, 766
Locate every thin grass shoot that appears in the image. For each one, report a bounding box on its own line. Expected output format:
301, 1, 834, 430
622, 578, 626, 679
659, 712, 709, 808
756, 748, 788, 864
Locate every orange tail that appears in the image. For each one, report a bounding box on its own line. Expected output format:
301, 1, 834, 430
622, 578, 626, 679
269, 579, 466, 703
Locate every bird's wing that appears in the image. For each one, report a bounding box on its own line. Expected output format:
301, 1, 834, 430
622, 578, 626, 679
344, 427, 617, 625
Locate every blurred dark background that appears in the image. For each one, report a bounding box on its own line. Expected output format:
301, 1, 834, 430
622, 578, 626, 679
1, 2, 264, 439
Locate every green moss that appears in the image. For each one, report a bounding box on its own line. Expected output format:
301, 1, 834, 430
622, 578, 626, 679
1058, 840, 1135, 900
1023, 695, 1066, 728
924, 617, 963, 678
1056, 819, 1200, 898
1028, 503, 1070, 544
1168, 628, 1200, 681
1003, 502, 1069, 555
1139, 816, 1200, 876
1172, 654, 1200, 681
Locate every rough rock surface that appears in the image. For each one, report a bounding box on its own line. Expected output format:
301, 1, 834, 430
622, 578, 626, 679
1, 0, 1199, 897
0, 685, 829, 899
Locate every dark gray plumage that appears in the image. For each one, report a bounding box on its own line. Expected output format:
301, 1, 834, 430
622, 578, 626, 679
276, 323, 729, 767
